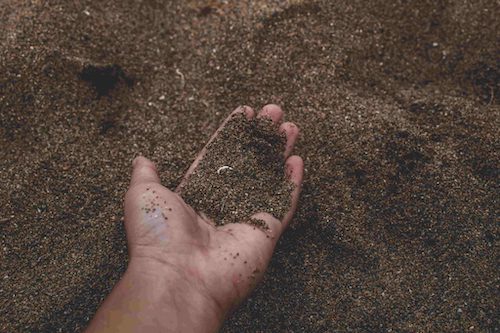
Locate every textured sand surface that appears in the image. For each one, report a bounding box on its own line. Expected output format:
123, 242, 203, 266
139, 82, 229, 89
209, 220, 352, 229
0, 0, 498, 331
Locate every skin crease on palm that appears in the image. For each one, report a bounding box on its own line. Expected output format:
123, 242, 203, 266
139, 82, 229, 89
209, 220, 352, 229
85, 104, 304, 333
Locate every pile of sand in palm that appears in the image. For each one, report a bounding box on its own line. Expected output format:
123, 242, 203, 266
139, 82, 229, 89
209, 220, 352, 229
180, 114, 293, 226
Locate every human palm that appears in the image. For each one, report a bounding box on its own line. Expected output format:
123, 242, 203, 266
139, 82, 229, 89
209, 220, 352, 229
88, 105, 303, 332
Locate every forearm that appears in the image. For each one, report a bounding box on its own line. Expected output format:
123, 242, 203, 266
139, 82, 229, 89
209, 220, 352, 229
85, 259, 225, 333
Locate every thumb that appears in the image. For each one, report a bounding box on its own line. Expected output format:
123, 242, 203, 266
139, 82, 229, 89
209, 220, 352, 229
129, 156, 161, 187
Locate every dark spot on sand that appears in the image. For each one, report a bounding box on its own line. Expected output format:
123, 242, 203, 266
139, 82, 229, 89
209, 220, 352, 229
346, 165, 368, 186
386, 131, 431, 176
198, 6, 216, 17
475, 165, 498, 180
99, 118, 116, 135
79, 64, 134, 97
464, 62, 499, 104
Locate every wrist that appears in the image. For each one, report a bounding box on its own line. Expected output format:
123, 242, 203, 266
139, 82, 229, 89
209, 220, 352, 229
86, 257, 227, 333
126, 257, 227, 332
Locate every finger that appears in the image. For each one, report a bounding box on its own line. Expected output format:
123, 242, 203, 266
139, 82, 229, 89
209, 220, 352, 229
236, 105, 255, 120
281, 155, 304, 228
249, 212, 283, 239
279, 122, 300, 158
245, 155, 304, 238
257, 104, 283, 124
129, 156, 161, 187
176, 106, 254, 192
235, 155, 304, 239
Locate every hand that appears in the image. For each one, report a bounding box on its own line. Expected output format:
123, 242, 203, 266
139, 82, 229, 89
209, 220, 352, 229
86, 105, 304, 333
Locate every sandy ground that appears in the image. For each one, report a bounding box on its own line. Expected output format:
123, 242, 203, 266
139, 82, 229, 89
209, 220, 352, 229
0, 0, 498, 331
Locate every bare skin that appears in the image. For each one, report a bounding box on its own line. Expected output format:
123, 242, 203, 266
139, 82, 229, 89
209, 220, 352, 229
85, 104, 304, 333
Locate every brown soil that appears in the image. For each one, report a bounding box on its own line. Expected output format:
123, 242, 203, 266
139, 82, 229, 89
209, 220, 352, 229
180, 114, 292, 226
0, 0, 498, 332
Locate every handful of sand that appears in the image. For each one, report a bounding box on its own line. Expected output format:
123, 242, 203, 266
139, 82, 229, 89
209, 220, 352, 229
180, 114, 294, 226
